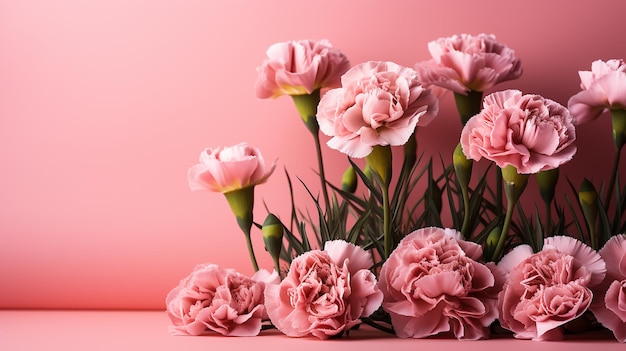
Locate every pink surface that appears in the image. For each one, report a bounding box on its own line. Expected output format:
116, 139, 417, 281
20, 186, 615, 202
1, 0, 626, 310
0, 310, 623, 351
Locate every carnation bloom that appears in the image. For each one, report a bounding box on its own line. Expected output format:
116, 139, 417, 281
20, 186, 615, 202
568, 59, 626, 125
378, 227, 504, 340
264, 240, 383, 339
316, 61, 439, 158
414, 33, 522, 95
187, 143, 276, 193
166, 264, 279, 336
255, 39, 350, 99
497, 236, 606, 340
460, 89, 577, 174
590, 234, 626, 342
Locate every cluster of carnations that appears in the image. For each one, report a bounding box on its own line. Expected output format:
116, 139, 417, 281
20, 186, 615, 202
167, 34, 626, 342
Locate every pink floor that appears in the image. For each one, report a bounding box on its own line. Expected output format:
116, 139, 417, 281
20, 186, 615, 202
0, 310, 623, 351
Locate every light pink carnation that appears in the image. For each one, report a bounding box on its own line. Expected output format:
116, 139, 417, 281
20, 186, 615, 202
460, 89, 576, 174
590, 234, 626, 342
568, 59, 626, 125
414, 33, 522, 95
497, 236, 606, 340
378, 227, 504, 340
188, 143, 276, 193
166, 264, 279, 336
255, 39, 350, 99
264, 240, 383, 339
316, 61, 439, 158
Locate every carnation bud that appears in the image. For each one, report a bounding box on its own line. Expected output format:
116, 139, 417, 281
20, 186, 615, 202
291, 89, 321, 135
484, 227, 501, 261
578, 178, 598, 247
453, 143, 472, 191
365, 145, 392, 186
341, 165, 358, 193
536, 168, 559, 204
262, 213, 283, 273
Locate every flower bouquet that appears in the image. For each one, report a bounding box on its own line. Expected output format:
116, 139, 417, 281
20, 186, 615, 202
166, 34, 626, 342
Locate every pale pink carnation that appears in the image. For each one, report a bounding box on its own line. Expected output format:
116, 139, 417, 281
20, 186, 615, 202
316, 61, 439, 158
568, 59, 626, 125
414, 33, 522, 95
264, 240, 383, 339
166, 264, 279, 336
378, 227, 504, 340
255, 39, 350, 99
590, 234, 626, 342
188, 143, 276, 193
460, 89, 576, 174
497, 236, 606, 340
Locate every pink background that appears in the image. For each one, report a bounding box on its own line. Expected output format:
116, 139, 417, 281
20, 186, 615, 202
1, 0, 625, 310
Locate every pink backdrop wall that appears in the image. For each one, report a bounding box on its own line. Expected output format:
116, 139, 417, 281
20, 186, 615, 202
1, 0, 625, 310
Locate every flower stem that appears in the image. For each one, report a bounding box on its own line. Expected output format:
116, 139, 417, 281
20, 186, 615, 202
243, 228, 259, 272
604, 144, 622, 210
312, 129, 331, 213
460, 187, 471, 238
492, 200, 515, 262
382, 183, 392, 259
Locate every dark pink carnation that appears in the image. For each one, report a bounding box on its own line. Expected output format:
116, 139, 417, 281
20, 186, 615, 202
497, 236, 606, 340
414, 33, 522, 95
264, 240, 383, 339
461, 89, 576, 174
166, 264, 278, 336
590, 234, 626, 342
378, 227, 504, 340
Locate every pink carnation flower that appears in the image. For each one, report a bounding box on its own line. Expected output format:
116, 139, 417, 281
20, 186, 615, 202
414, 33, 522, 95
187, 143, 276, 193
460, 89, 576, 174
497, 236, 606, 340
568, 59, 626, 125
378, 227, 504, 340
255, 39, 351, 99
590, 234, 626, 342
316, 61, 439, 158
264, 240, 383, 339
166, 264, 279, 336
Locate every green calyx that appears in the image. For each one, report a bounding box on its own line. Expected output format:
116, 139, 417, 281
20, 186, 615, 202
366, 145, 393, 186
223, 186, 255, 234
453, 143, 473, 191
454, 90, 483, 125
291, 89, 321, 135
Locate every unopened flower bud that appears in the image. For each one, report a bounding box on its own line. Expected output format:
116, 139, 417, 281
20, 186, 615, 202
262, 213, 283, 272
341, 165, 358, 193
453, 143, 472, 191
536, 168, 559, 204
484, 227, 501, 261
578, 178, 598, 239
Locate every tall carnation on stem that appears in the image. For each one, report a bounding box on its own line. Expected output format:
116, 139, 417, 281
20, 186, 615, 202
590, 234, 626, 342
497, 236, 606, 340
264, 240, 383, 339
188, 143, 276, 194
568, 59, 626, 125
254, 39, 351, 99
378, 227, 504, 340
414, 33, 522, 95
316, 61, 439, 158
460, 89, 577, 174
166, 264, 279, 336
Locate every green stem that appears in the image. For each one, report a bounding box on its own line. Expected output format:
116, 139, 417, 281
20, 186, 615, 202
312, 129, 331, 213
382, 183, 392, 259
604, 145, 622, 210
460, 186, 471, 239
243, 228, 259, 272
492, 200, 515, 262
